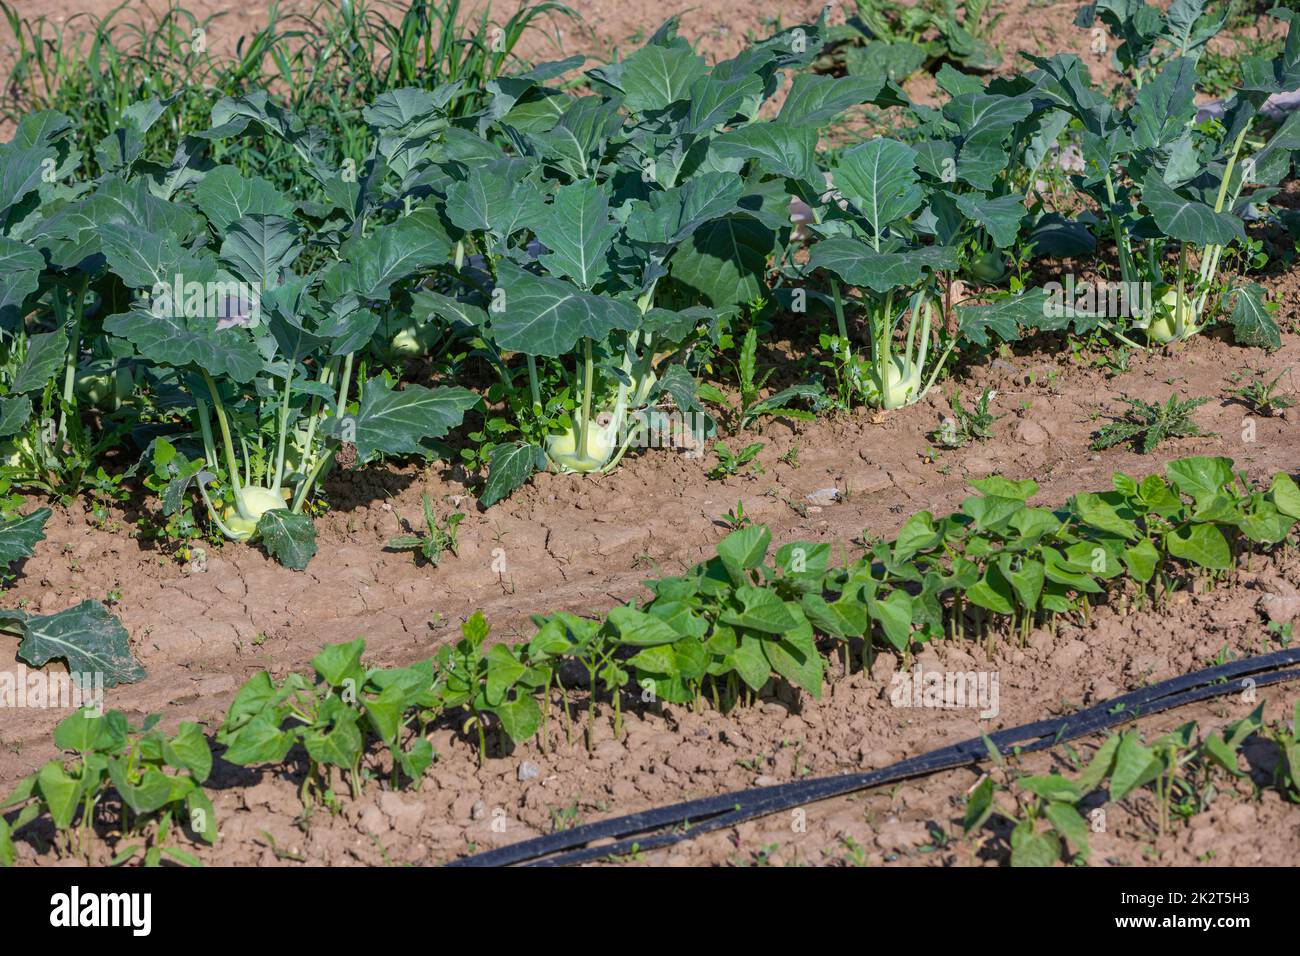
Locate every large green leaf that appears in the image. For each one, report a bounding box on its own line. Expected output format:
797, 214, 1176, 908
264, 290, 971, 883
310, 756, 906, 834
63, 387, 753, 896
0, 395, 32, 437
527, 95, 622, 178
0, 237, 42, 330
942, 92, 1033, 135
255, 509, 318, 570
0, 508, 50, 570
1223, 283, 1281, 351
324, 378, 479, 461
808, 237, 956, 292
445, 159, 545, 239
832, 138, 923, 242
534, 180, 617, 291
1130, 56, 1197, 150
1165, 522, 1231, 569
100, 222, 218, 291
341, 202, 453, 301
761, 617, 823, 698
958, 289, 1052, 344
777, 74, 888, 126
194, 166, 293, 232
712, 123, 820, 185
10, 329, 67, 395
620, 44, 709, 113
1142, 173, 1245, 246
491, 260, 640, 357
624, 172, 742, 246
668, 214, 774, 310
954, 193, 1027, 248
844, 40, 926, 84
8, 600, 144, 688
684, 72, 764, 134
104, 305, 264, 382
480, 441, 546, 508
219, 214, 302, 291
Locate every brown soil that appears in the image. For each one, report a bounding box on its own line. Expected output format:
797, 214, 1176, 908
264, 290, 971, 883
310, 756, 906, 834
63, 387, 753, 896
3, 0, 1300, 867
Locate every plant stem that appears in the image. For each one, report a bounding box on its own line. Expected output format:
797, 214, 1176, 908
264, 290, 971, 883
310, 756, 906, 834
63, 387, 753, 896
578, 338, 594, 463
56, 276, 88, 442
200, 370, 244, 503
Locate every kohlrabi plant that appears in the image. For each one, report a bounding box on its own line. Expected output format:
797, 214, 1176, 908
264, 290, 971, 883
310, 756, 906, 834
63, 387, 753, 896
1075, 0, 1228, 89
804, 137, 960, 409
0, 108, 142, 498
97, 91, 478, 567
431, 15, 850, 504
1026, 9, 1300, 348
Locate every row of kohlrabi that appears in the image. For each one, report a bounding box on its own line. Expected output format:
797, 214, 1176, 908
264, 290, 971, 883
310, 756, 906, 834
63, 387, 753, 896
1, 8, 1298, 568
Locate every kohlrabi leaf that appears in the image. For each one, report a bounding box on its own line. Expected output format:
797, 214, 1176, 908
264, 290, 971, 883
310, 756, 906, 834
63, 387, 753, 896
193, 166, 294, 232
219, 213, 302, 291
668, 214, 775, 309
844, 40, 926, 85
1022, 52, 1113, 135
807, 237, 956, 292
491, 260, 640, 357
712, 123, 821, 186
445, 158, 545, 239
105, 305, 265, 383
0, 507, 50, 570
956, 127, 1017, 191
1028, 213, 1097, 256
325, 378, 479, 461
480, 441, 547, 508
94, 97, 165, 171
341, 203, 453, 300
1130, 56, 1198, 150
255, 509, 318, 570
6, 599, 144, 688
958, 290, 1051, 345
942, 92, 1033, 135
316, 307, 381, 357
619, 43, 709, 113
624, 172, 743, 246
832, 138, 923, 243
1223, 283, 1281, 351
526, 95, 622, 178
0, 395, 32, 437
684, 72, 764, 134
954, 193, 1027, 248
0, 237, 42, 330
777, 74, 888, 126
534, 179, 618, 291
10, 329, 67, 394
100, 222, 219, 291
1238, 11, 1300, 93
1141, 173, 1246, 246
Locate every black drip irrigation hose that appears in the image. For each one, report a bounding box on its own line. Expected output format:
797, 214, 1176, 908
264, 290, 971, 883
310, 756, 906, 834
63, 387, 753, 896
448, 646, 1300, 867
